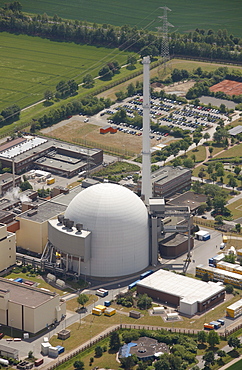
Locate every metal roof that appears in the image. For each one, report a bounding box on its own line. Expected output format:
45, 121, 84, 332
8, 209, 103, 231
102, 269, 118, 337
137, 269, 224, 304
228, 125, 242, 136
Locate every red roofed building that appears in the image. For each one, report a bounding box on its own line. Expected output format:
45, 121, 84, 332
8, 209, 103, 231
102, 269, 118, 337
100, 125, 117, 134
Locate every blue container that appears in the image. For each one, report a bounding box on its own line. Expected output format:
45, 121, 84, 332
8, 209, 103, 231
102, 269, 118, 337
56, 345, 65, 354
104, 301, 111, 307
209, 321, 221, 330
217, 319, 225, 325
14, 278, 23, 283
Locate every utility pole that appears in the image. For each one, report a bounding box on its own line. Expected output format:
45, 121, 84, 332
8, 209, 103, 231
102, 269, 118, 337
157, 6, 174, 75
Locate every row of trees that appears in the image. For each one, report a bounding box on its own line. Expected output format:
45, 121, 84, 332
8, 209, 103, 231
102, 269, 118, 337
30, 96, 111, 133
44, 79, 79, 101
1, 4, 242, 65
0, 104, 21, 125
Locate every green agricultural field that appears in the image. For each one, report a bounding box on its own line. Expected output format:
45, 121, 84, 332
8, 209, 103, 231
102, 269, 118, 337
227, 359, 242, 370
0, 32, 133, 111
1, 0, 242, 37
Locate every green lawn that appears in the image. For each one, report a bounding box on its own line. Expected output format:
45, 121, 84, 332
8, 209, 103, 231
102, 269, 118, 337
186, 145, 207, 163
227, 198, 242, 220
1, 0, 242, 36
227, 358, 242, 370
0, 32, 134, 112
213, 143, 242, 160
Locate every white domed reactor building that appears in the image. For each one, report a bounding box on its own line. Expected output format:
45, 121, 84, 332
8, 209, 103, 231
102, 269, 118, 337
48, 183, 149, 277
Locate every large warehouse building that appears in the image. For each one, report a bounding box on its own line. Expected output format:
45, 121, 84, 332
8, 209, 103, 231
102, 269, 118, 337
137, 269, 225, 316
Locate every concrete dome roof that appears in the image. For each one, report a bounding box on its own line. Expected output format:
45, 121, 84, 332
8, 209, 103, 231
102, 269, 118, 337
65, 183, 149, 277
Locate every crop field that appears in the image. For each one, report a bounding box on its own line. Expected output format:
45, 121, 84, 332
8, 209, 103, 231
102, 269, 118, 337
0, 0, 241, 37
0, 32, 133, 111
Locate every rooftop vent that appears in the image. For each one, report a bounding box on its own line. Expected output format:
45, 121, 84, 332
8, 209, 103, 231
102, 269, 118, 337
63, 218, 69, 227
66, 220, 74, 230
76, 223, 83, 233
57, 215, 64, 224
27, 209, 37, 217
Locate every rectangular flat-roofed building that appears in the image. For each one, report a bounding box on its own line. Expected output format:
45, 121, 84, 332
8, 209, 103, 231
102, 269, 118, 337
138, 166, 191, 199
137, 269, 225, 316
0, 277, 66, 333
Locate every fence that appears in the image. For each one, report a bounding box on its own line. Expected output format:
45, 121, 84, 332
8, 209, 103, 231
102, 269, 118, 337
43, 321, 241, 370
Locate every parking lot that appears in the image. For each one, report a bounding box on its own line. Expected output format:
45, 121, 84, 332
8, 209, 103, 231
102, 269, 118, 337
98, 94, 228, 139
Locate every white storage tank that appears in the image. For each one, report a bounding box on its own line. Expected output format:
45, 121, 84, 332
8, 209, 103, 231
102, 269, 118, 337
153, 306, 165, 314
166, 312, 179, 320
48, 346, 59, 358
47, 273, 56, 282
56, 279, 65, 288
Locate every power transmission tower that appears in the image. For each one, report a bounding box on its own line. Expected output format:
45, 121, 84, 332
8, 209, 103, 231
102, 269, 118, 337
157, 6, 174, 75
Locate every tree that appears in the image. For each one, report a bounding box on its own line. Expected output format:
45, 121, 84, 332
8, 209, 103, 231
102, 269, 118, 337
234, 166, 241, 176
198, 168, 206, 182
83, 74, 94, 88
207, 163, 214, 179
77, 293, 89, 308
44, 90, 53, 101
197, 204, 207, 215
225, 284, 234, 294
127, 83, 136, 96
20, 180, 33, 191
208, 330, 220, 347
211, 173, 217, 184
228, 175, 237, 190
73, 360, 84, 370
183, 158, 194, 168
215, 215, 224, 226
120, 355, 137, 370
204, 132, 210, 141
203, 351, 215, 366
235, 223, 241, 233
109, 331, 121, 350
228, 336, 240, 350
137, 294, 152, 310
197, 331, 207, 344
28, 351, 34, 359
127, 55, 137, 67
209, 146, 214, 157
95, 346, 103, 357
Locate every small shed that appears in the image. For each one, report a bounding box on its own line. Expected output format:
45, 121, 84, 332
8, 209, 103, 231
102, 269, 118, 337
100, 125, 117, 134
129, 310, 141, 319
195, 230, 210, 241
58, 329, 70, 340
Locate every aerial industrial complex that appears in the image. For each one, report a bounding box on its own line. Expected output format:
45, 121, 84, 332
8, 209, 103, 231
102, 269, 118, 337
0, 50, 241, 370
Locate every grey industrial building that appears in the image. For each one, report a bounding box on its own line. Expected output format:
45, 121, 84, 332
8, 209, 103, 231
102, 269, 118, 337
138, 166, 191, 199
0, 136, 103, 177
0, 173, 22, 197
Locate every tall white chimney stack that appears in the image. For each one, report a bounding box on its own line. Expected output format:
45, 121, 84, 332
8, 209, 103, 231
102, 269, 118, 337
141, 56, 151, 204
